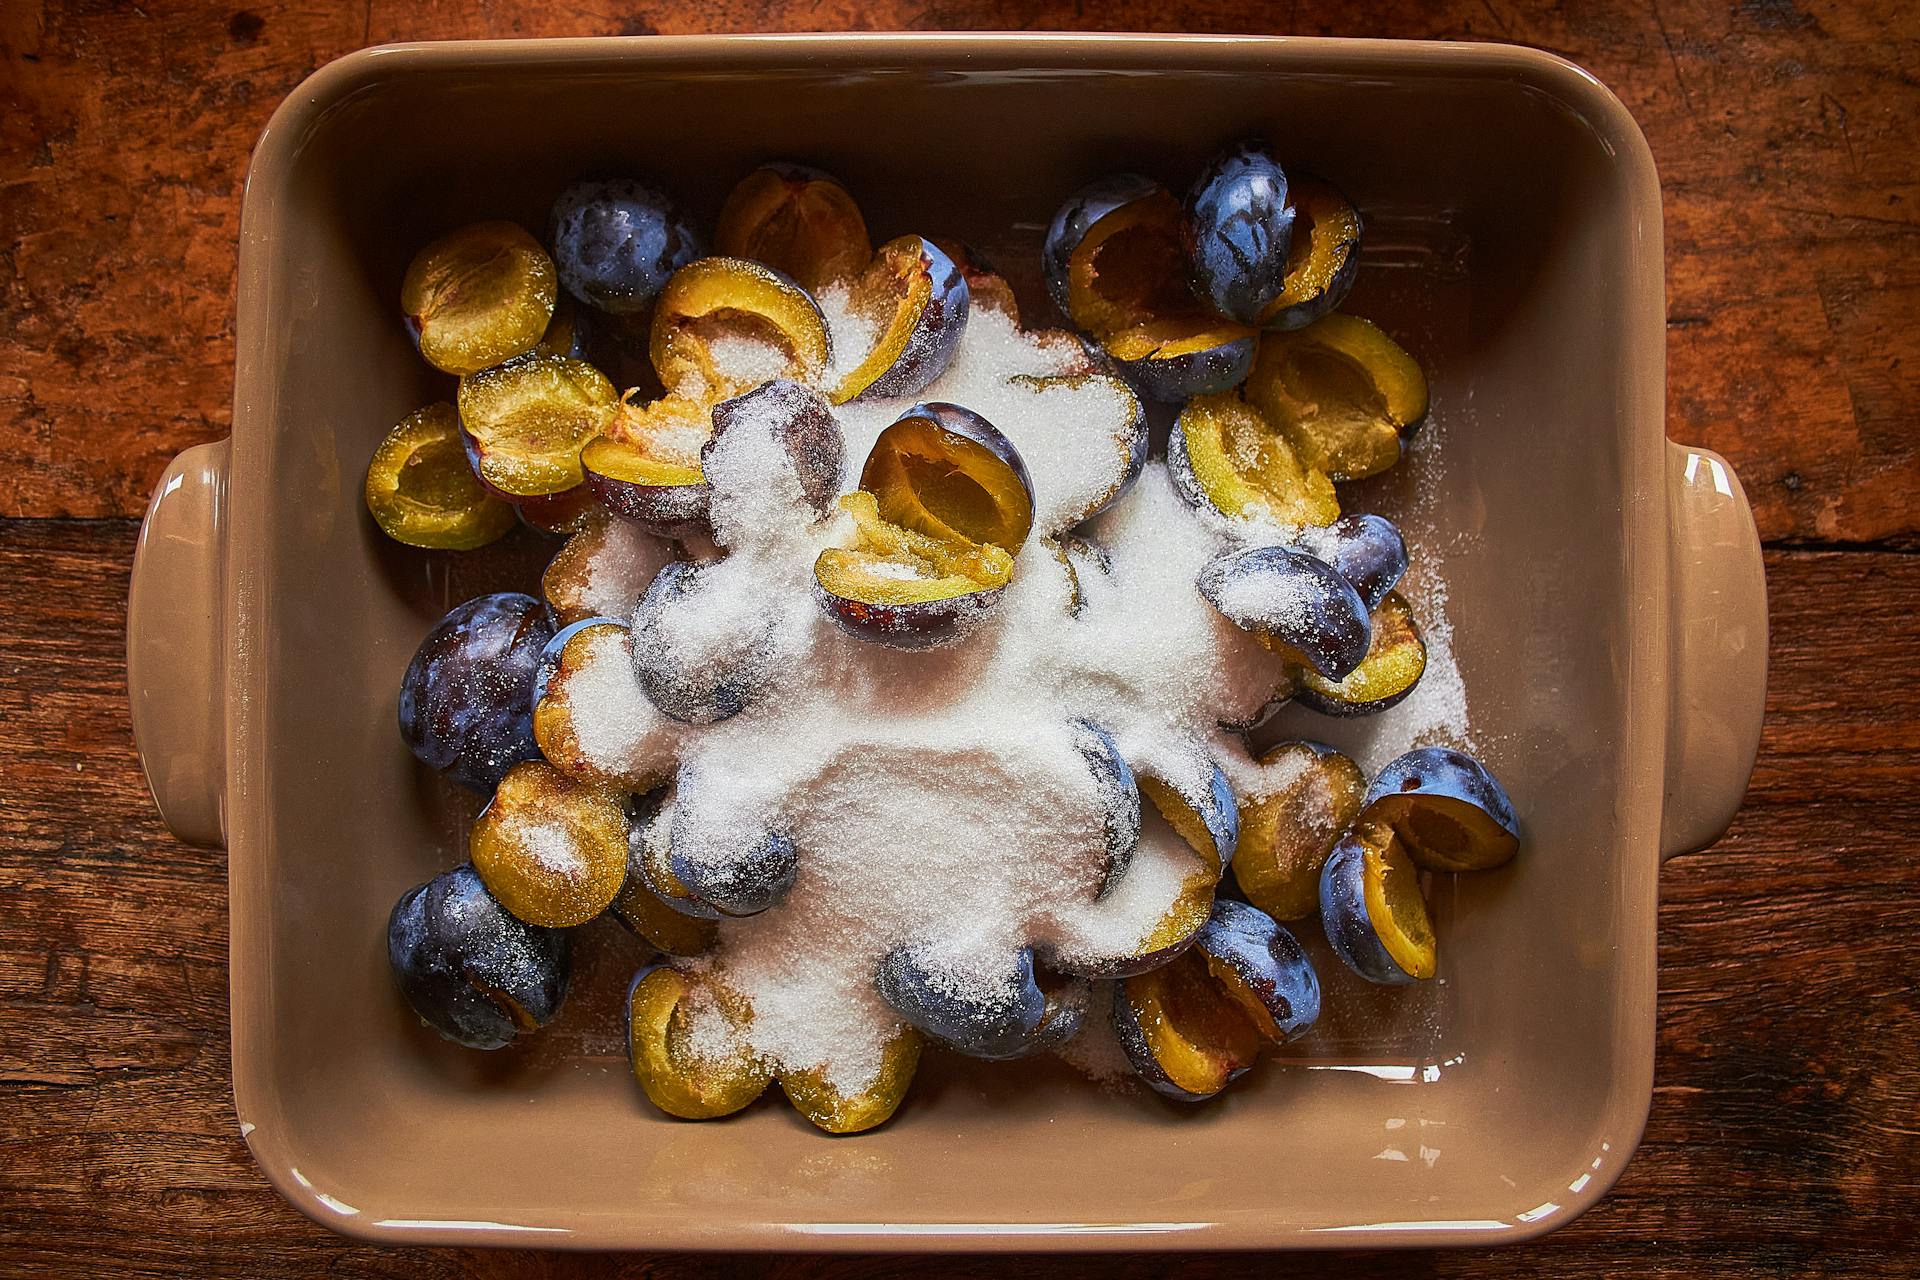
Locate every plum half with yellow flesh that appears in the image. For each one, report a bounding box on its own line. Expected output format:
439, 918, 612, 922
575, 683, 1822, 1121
1319, 824, 1437, 985
1257, 176, 1364, 333
1198, 545, 1372, 680
1232, 742, 1365, 922
401, 221, 557, 376
813, 403, 1035, 650
829, 235, 970, 405
365, 402, 516, 550
714, 163, 872, 293
457, 351, 618, 498
1245, 314, 1427, 482
1167, 391, 1339, 527
1292, 590, 1427, 717
649, 256, 831, 401
1358, 746, 1519, 873
469, 760, 630, 929
626, 966, 771, 1120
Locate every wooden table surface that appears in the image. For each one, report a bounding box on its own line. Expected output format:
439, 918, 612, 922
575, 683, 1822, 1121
2, 1, 1916, 1275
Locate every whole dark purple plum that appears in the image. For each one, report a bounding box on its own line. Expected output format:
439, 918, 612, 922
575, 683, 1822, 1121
1197, 545, 1372, 680
875, 945, 1086, 1060
1184, 141, 1295, 326
550, 178, 704, 315
1360, 746, 1519, 872
398, 592, 554, 794
387, 863, 571, 1050
707, 378, 845, 518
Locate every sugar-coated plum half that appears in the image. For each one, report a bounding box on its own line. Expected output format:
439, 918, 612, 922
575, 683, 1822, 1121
778, 1024, 922, 1134
875, 945, 1087, 1061
667, 772, 797, 917
1185, 140, 1296, 326
931, 238, 1021, 323
1010, 370, 1148, 524
550, 177, 702, 316
627, 966, 771, 1119
1232, 742, 1365, 922
541, 509, 678, 626
1052, 179, 1256, 401
1313, 512, 1408, 612
706, 378, 845, 520
583, 395, 714, 536
469, 760, 630, 928
628, 787, 720, 922
1138, 755, 1240, 875
813, 405, 1034, 650
649, 257, 831, 400
1167, 391, 1339, 527
387, 863, 571, 1051
1360, 746, 1520, 872
1293, 591, 1427, 717
1258, 176, 1364, 332
1070, 719, 1142, 897
365, 402, 517, 550
398, 592, 552, 794
530, 616, 624, 712
715, 163, 872, 292
458, 351, 618, 498
1319, 825, 1436, 984
531, 619, 679, 792
629, 560, 779, 725
1245, 314, 1428, 482
1114, 899, 1319, 1101
830, 236, 970, 404
611, 794, 719, 956
401, 221, 557, 376
1198, 545, 1372, 680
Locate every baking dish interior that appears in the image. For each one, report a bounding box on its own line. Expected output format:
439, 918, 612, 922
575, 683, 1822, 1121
231, 40, 1662, 1246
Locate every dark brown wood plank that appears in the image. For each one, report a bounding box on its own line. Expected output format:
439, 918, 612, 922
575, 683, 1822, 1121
0, 520, 1912, 1276
2, 1, 1917, 541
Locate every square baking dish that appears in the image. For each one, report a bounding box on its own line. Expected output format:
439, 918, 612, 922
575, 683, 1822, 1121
126, 34, 1767, 1251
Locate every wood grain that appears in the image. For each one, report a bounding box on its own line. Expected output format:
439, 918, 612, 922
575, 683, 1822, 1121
0, 522, 1914, 1277
1, 0, 1916, 541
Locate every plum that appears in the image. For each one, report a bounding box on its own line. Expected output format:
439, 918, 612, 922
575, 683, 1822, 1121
610, 794, 719, 956
830, 235, 970, 404
1319, 825, 1436, 984
541, 509, 678, 626
1313, 512, 1408, 611
1359, 746, 1519, 872
1069, 719, 1141, 896
715, 162, 872, 292
457, 351, 618, 498
667, 783, 797, 918
1114, 899, 1318, 1101
1045, 856, 1217, 980
627, 787, 720, 922
531, 619, 678, 793
1011, 371, 1148, 524
1167, 391, 1339, 527
650, 257, 830, 400
469, 760, 630, 928
814, 405, 1035, 650
875, 945, 1085, 1060
778, 1025, 922, 1134
364, 402, 517, 550
627, 966, 771, 1119
530, 615, 624, 712
1185, 141, 1295, 326
1293, 591, 1426, 717
512, 483, 599, 537
549, 177, 702, 316
1137, 754, 1240, 875
629, 560, 778, 725
1257, 176, 1363, 332
401, 221, 557, 376
1198, 545, 1372, 680
706, 378, 845, 520
387, 863, 571, 1051
1245, 314, 1428, 482
582, 396, 714, 536
1232, 742, 1365, 921
398, 592, 552, 794
1042, 172, 1165, 316
931, 238, 1020, 323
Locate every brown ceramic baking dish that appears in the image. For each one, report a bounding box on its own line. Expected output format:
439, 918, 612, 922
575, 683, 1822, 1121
125, 34, 1768, 1251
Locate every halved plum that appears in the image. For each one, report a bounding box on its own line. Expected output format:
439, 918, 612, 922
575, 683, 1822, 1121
401, 221, 557, 376
861, 403, 1035, 553
627, 786, 719, 922
532, 620, 679, 792
469, 760, 630, 928
1313, 512, 1408, 612
1185, 140, 1295, 326
1069, 719, 1141, 897
1232, 742, 1365, 921
541, 509, 678, 625
611, 792, 720, 955
714, 163, 872, 293
582, 394, 713, 535
706, 378, 845, 522
649, 257, 831, 400
813, 493, 1012, 650
627, 966, 770, 1119
875, 945, 1086, 1061
931, 238, 1020, 323
1245, 314, 1428, 482
829, 236, 969, 404
457, 352, 618, 497
513, 484, 600, 537
778, 1025, 921, 1134
1258, 176, 1364, 332
399, 592, 552, 794
1293, 591, 1427, 717
1114, 899, 1320, 1101
1167, 391, 1339, 527
1009, 371, 1148, 524
1137, 753, 1240, 875
1042, 172, 1165, 316
365, 402, 517, 550
629, 560, 779, 725
1320, 825, 1437, 984
1359, 746, 1519, 872
667, 766, 797, 917
1198, 545, 1372, 680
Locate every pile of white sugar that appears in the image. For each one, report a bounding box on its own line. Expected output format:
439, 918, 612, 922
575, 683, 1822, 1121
554, 301, 1474, 1095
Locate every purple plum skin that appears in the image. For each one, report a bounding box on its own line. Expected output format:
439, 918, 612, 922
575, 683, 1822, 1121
1070, 719, 1141, 897
398, 592, 553, 794
875, 945, 1086, 1061
1318, 834, 1420, 986
1185, 141, 1295, 326
1112, 332, 1257, 404
1360, 747, 1520, 871
845, 238, 970, 403
1316, 513, 1409, 613
387, 863, 571, 1050
1197, 546, 1372, 680
812, 581, 1005, 652
549, 177, 704, 315
629, 561, 773, 725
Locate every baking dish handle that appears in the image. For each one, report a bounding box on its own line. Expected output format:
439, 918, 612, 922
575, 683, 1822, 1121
128, 439, 230, 848
1660, 441, 1767, 860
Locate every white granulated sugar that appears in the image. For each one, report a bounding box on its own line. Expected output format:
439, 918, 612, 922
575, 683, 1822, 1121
578, 519, 676, 619
566, 307, 1475, 1097
518, 819, 584, 878
552, 627, 682, 780
1052, 981, 1137, 1088
817, 284, 881, 385
707, 334, 793, 389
